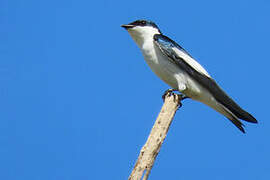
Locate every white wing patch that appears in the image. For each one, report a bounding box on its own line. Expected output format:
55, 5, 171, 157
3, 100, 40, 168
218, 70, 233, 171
172, 47, 211, 78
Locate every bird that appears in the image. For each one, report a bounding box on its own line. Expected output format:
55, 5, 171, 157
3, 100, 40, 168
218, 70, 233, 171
121, 19, 257, 133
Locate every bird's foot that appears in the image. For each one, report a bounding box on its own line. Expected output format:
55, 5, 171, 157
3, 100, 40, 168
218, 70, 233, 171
177, 94, 190, 108
179, 94, 189, 101
162, 89, 178, 101
162, 89, 190, 108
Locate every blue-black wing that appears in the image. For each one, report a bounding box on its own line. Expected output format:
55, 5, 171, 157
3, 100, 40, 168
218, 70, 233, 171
153, 34, 257, 126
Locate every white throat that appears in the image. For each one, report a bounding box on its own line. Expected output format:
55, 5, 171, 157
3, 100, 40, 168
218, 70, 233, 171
127, 26, 160, 48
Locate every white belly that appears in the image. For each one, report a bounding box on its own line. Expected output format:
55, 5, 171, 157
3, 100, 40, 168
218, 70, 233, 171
141, 41, 203, 99
139, 40, 231, 120
142, 43, 180, 88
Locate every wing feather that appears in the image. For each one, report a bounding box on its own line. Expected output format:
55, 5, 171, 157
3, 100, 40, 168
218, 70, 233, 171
153, 34, 257, 124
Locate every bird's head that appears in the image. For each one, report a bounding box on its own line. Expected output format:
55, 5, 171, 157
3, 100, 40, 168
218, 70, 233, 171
121, 20, 161, 47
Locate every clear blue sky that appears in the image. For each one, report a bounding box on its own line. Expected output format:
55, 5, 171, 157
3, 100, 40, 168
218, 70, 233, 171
1, 0, 269, 179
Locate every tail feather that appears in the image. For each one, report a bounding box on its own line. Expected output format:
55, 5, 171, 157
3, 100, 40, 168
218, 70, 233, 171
228, 116, 245, 133
219, 103, 246, 133
201, 77, 258, 124
215, 90, 257, 124
221, 95, 257, 123
236, 110, 257, 124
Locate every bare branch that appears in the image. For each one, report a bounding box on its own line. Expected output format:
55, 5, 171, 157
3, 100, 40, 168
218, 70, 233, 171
128, 93, 181, 180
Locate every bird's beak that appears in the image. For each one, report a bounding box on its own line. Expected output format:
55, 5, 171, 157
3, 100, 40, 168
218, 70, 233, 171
121, 24, 135, 29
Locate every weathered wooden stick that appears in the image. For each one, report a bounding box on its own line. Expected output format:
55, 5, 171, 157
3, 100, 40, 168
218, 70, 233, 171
128, 93, 181, 180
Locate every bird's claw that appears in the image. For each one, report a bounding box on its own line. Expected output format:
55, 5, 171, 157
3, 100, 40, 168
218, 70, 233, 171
162, 89, 190, 108
179, 94, 189, 100
162, 89, 177, 101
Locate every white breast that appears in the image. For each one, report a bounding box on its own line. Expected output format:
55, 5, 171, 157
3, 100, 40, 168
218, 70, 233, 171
141, 39, 186, 90
141, 39, 206, 99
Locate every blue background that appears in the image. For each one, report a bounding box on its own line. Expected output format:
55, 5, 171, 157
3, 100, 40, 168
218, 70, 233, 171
1, 0, 269, 179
